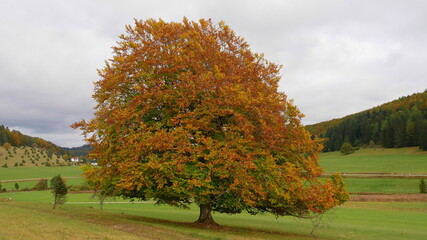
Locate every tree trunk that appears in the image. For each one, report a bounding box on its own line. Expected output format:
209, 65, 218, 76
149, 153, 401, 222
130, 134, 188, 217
194, 204, 219, 226
53, 195, 57, 209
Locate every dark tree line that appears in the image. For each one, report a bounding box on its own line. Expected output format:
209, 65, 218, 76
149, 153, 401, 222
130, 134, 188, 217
61, 145, 92, 157
317, 91, 427, 151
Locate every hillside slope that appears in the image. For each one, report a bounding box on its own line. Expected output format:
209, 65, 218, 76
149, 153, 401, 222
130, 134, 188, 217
0, 146, 69, 168
0, 124, 91, 163
306, 91, 427, 151
0, 125, 64, 155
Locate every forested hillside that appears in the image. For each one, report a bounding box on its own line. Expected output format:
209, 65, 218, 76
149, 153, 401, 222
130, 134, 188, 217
307, 91, 427, 151
0, 125, 65, 155
62, 145, 91, 157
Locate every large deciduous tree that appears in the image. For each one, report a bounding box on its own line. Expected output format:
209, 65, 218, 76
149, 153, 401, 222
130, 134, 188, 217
73, 18, 348, 226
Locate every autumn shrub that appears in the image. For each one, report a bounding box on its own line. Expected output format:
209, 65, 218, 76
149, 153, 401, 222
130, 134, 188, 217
34, 178, 49, 190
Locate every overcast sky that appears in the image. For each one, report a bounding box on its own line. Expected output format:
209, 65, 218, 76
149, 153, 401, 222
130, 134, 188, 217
1, 0, 426, 147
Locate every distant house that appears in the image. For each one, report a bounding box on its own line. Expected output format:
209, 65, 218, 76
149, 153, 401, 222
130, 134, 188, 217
71, 157, 80, 163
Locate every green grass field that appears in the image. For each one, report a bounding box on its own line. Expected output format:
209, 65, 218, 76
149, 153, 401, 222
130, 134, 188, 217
341, 178, 421, 193
0, 190, 125, 203
1, 191, 426, 240
1, 147, 426, 239
0, 178, 84, 192
319, 147, 427, 193
0, 166, 83, 180
319, 147, 427, 173
0, 165, 84, 191
1, 147, 426, 194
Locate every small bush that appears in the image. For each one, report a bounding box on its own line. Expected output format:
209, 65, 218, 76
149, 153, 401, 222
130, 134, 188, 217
340, 142, 355, 155
34, 179, 49, 190
420, 179, 427, 193
68, 182, 93, 192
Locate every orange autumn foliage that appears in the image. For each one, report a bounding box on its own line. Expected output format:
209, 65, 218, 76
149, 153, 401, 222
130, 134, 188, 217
73, 18, 348, 221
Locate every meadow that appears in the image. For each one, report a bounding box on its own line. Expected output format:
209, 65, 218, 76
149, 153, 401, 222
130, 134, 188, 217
319, 147, 427, 194
1, 147, 426, 194
340, 178, 421, 193
0, 165, 82, 180
0, 166, 83, 191
1, 146, 427, 239
0, 178, 84, 191
1, 191, 426, 240
319, 147, 427, 174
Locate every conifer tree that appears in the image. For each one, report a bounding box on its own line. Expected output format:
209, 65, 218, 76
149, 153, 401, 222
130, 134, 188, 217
51, 174, 67, 209
419, 179, 427, 193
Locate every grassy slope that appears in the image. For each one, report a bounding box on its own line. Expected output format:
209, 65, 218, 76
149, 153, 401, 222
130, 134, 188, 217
0, 146, 68, 168
319, 147, 427, 173
1, 192, 426, 240
0, 202, 166, 240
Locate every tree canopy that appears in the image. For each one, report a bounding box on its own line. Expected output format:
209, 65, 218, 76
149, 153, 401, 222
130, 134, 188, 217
73, 18, 348, 225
